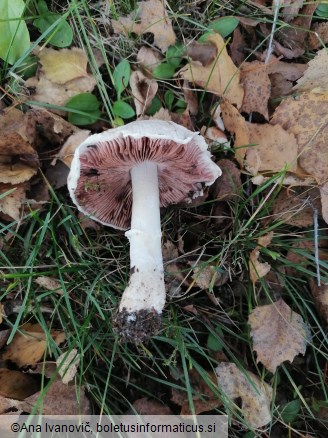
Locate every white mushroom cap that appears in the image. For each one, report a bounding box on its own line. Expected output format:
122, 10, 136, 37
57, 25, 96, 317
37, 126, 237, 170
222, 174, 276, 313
68, 119, 221, 230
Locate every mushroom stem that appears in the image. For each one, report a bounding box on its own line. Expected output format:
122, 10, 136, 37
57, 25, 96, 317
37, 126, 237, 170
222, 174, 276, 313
119, 160, 165, 317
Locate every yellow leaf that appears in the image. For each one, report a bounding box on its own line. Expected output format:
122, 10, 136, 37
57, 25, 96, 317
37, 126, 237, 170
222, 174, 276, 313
179, 33, 244, 108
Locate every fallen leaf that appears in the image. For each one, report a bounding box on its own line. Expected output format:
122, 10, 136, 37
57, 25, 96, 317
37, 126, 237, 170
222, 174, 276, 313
281, 0, 304, 23
319, 182, 328, 224
309, 279, 328, 324
56, 129, 90, 167
132, 397, 173, 415
271, 92, 328, 184
185, 41, 218, 66
308, 21, 328, 50
0, 369, 39, 400
249, 298, 311, 373
112, 0, 176, 53
189, 262, 227, 290
78, 212, 102, 231
215, 362, 272, 428
26, 48, 96, 114
45, 161, 70, 190
171, 369, 221, 415
1, 323, 65, 367
56, 348, 80, 384
249, 232, 273, 283
230, 27, 246, 66
211, 159, 241, 200
136, 46, 163, 72
269, 73, 294, 100
38, 47, 92, 84
267, 59, 307, 81
34, 276, 64, 295
245, 123, 298, 174
240, 61, 271, 120
0, 107, 36, 152
202, 126, 228, 146
182, 81, 198, 115
130, 70, 158, 116
293, 49, 328, 94
22, 380, 90, 415
0, 183, 28, 221
272, 187, 321, 227
179, 34, 244, 108
221, 99, 250, 166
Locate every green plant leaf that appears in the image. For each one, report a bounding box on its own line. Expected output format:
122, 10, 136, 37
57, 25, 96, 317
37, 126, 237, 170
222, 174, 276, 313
164, 90, 174, 110
174, 99, 187, 109
145, 96, 162, 115
33, 0, 73, 48
207, 325, 224, 352
0, 0, 30, 65
66, 93, 101, 126
112, 100, 135, 119
113, 60, 131, 99
279, 399, 301, 423
208, 16, 239, 38
15, 55, 38, 79
166, 44, 184, 69
316, 3, 328, 17
153, 62, 176, 80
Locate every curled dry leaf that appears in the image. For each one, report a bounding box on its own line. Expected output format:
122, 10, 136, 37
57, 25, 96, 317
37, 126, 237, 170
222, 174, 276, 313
112, 0, 176, 53
215, 362, 273, 428
34, 276, 63, 294
249, 298, 311, 373
271, 92, 328, 185
294, 49, 328, 94
130, 70, 158, 116
211, 159, 241, 201
136, 46, 163, 72
309, 279, 328, 324
272, 187, 321, 227
240, 61, 271, 120
245, 123, 298, 175
179, 34, 244, 108
56, 348, 80, 384
0, 183, 28, 221
26, 47, 96, 114
1, 323, 65, 367
249, 232, 273, 284
0, 369, 39, 400
21, 380, 90, 415
221, 99, 249, 166
56, 129, 90, 168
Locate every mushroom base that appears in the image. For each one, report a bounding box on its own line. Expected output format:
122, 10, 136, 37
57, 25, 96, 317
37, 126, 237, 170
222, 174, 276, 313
112, 307, 162, 343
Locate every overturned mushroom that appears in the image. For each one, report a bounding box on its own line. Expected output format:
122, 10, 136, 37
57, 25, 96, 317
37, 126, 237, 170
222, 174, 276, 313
67, 120, 221, 342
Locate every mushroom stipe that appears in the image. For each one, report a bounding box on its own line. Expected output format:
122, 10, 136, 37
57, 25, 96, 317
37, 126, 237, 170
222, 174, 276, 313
68, 120, 221, 343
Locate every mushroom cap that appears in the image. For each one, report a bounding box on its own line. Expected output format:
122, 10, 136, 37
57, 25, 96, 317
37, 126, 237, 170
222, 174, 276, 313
68, 120, 221, 230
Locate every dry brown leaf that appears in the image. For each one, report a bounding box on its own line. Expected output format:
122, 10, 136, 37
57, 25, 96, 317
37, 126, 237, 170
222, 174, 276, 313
130, 70, 158, 116
132, 397, 173, 415
56, 348, 80, 384
0, 163, 37, 185
271, 92, 328, 185
240, 61, 271, 120
0, 369, 39, 400
272, 187, 321, 227
211, 159, 241, 200
56, 129, 90, 168
267, 59, 307, 81
189, 262, 226, 290
230, 27, 246, 66
202, 127, 228, 146
221, 99, 249, 166
22, 380, 90, 415
112, 0, 176, 53
249, 298, 311, 373
185, 41, 218, 66
308, 22, 328, 50
246, 123, 298, 175
249, 232, 273, 283
38, 47, 92, 84
215, 362, 272, 428
1, 323, 65, 367
319, 182, 328, 224
0, 107, 36, 152
294, 49, 328, 94
136, 46, 163, 72
171, 369, 221, 415
309, 279, 328, 324
179, 34, 244, 108
0, 183, 28, 221
34, 276, 64, 294
281, 0, 304, 23
0, 394, 21, 414
182, 81, 198, 115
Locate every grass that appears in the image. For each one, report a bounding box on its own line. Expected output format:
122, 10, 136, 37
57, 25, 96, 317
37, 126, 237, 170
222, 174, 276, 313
0, 0, 328, 436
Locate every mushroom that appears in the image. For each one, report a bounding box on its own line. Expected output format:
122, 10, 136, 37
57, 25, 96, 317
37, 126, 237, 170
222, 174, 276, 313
67, 120, 221, 342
